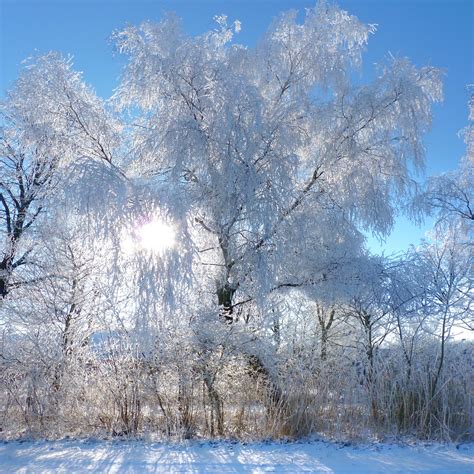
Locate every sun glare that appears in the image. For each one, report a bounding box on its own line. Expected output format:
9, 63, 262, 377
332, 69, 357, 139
138, 219, 176, 253
122, 218, 176, 256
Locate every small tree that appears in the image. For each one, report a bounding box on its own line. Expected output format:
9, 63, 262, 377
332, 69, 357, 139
0, 53, 121, 299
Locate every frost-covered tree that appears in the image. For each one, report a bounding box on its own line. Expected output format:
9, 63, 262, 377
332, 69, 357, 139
421, 91, 474, 243
415, 92, 473, 335
107, 2, 445, 429
113, 2, 442, 331
0, 53, 121, 298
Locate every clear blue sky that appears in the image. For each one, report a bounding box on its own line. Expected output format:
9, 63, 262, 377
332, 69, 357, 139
1, 0, 473, 254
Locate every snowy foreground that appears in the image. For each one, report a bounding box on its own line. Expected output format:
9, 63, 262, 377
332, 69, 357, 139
0, 439, 473, 473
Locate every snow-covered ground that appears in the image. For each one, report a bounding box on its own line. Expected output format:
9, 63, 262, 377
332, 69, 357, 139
0, 439, 472, 473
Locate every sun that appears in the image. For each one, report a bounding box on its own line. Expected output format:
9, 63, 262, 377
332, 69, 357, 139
122, 218, 176, 256
138, 219, 176, 254
137, 219, 176, 254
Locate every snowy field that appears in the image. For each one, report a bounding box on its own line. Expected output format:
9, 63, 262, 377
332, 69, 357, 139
0, 439, 473, 473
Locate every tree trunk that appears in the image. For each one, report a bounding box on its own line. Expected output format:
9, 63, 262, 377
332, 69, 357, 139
177, 372, 193, 439
216, 283, 236, 323
203, 374, 224, 436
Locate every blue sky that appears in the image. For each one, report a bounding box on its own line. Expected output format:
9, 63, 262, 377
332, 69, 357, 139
1, 0, 472, 254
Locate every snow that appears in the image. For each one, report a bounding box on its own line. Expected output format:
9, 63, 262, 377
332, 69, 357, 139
0, 439, 472, 473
